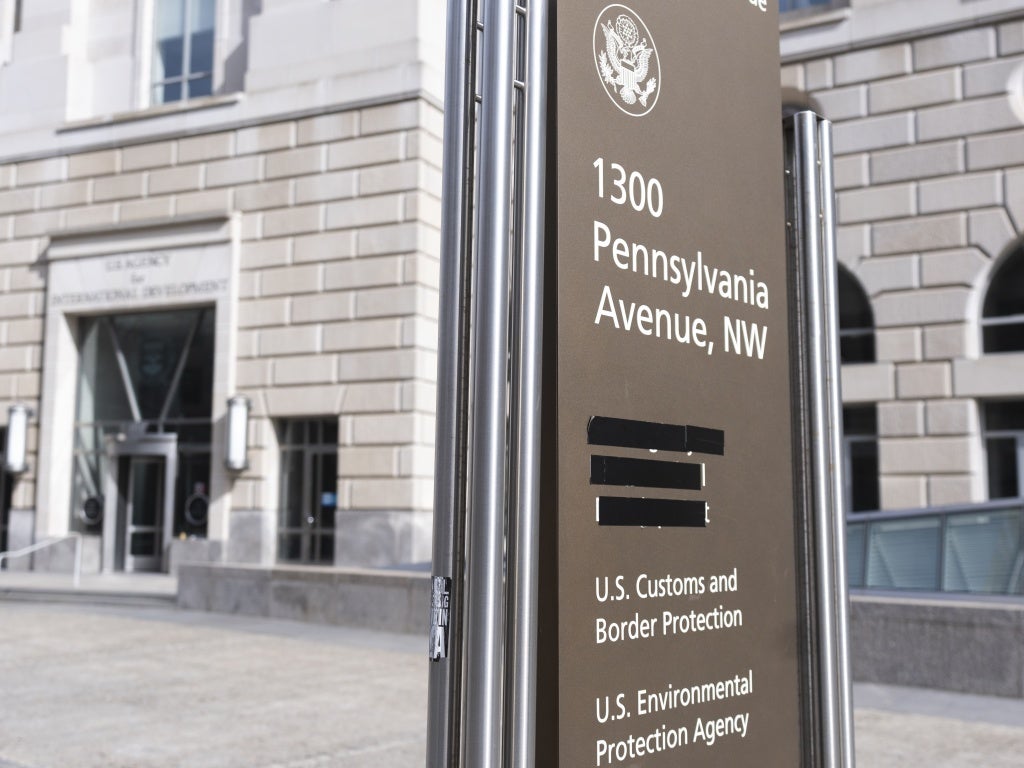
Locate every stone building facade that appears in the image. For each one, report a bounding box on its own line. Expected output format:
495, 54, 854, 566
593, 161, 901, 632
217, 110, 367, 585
781, 0, 1024, 520
0, 0, 444, 572
1, 0, 1023, 587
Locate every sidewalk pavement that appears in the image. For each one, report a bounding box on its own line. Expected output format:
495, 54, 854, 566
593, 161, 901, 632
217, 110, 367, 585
0, 601, 1022, 767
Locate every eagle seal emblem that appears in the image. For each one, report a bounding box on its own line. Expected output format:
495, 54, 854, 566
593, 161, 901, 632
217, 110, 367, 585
593, 4, 660, 117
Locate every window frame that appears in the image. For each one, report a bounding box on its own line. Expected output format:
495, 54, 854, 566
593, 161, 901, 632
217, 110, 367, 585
837, 266, 875, 365
980, 244, 1024, 355
276, 419, 340, 566
842, 406, 880, 514
983, 402, 1024, 501
149, 0, 217, 106
136, 0, 223, 110
0, 428, 10, 554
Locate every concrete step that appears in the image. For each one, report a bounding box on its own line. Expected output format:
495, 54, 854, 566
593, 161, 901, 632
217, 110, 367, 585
0, 586, 177, 608
0, 572, 178, 609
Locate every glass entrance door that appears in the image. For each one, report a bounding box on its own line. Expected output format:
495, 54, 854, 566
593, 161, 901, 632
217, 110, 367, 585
119, 456, 166, 572
102, 433, 178, 573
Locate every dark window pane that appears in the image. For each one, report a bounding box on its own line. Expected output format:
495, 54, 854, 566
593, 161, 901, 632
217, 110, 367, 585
190, 0, 216, 33
154, 81, 182, 105
105, 309, 213, 421
156, 38, 184, 80
281, 449, 304, 529
279, 533, 302, 562
982, 322, 1024, 354
838, 267, 874, 363
189, 29, 214, 74
130, 532, 158, 556
986, 438, 1019, 499
983, 251, 1024, 318
982, 250, 1024, 353
319, 532, 334, 563
850, 441, 880, 512
77, 317, 135, 423
277, 419, 339, 565
843, 405, 877, 436
174, 424, 213, 446
840, 332, 875, 365
0, 437, 11, 552
843, 406, 879, 514
985, 401, 1024, 431
162, 310, 214, 420
187, 75, 213, 99
176, 452, 210, 536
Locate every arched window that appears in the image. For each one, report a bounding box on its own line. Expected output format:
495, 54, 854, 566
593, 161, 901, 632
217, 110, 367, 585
982, 246, 1024, 353
838, 266, 874, 364
836, 267, 878, 512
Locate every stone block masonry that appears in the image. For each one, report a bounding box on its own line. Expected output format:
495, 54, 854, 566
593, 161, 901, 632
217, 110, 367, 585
0, 96, 443, 567
783, 13, 1024, 510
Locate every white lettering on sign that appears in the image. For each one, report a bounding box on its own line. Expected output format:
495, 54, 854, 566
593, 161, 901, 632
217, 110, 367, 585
587, 153, 776, 361
591, 669, 756, 765
48, 245, 231, 312
748, 0, 768, 12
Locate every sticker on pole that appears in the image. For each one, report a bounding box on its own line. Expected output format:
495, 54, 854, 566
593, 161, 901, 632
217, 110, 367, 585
593, 4, 661, 117
429, 576, 452, 661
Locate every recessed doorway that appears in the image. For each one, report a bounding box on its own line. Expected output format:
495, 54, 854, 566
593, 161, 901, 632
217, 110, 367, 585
72, 307, 214, 573
103, 434, 178, 573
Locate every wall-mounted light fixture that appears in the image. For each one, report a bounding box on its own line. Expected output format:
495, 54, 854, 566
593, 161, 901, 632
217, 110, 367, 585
4, 404, 30, 475
225, 395, 251, 472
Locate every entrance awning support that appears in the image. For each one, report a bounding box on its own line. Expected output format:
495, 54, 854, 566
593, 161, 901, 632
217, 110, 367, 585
103, 318, 143, 424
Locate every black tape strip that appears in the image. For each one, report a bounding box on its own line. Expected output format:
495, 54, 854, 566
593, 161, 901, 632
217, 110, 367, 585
590, 455, 703, 490
587, 416, 724, 455
597, 497, 708, 528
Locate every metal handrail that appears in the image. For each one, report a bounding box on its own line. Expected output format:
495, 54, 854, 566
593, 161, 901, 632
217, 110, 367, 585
848, 498, 1024, 524
0, 533, 82, 588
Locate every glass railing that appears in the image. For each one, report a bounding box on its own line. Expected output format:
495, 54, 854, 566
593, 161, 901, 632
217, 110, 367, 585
847, 500, 1024, 595
780, 0, 848, 15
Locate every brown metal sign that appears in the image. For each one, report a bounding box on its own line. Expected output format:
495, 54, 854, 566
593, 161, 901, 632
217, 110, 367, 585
554, 1, 802, 764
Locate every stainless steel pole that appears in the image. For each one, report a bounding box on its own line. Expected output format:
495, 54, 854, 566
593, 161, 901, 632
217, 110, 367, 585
507, 0, 548, 765
426, 0, 478, 763
794, 110, 842, 768
818, 118, 857, 768
462, 0, 516, 763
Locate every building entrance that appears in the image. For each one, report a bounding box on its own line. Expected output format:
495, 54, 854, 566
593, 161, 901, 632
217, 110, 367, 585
102, 433, 178, 573
73, 307, 214, 572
